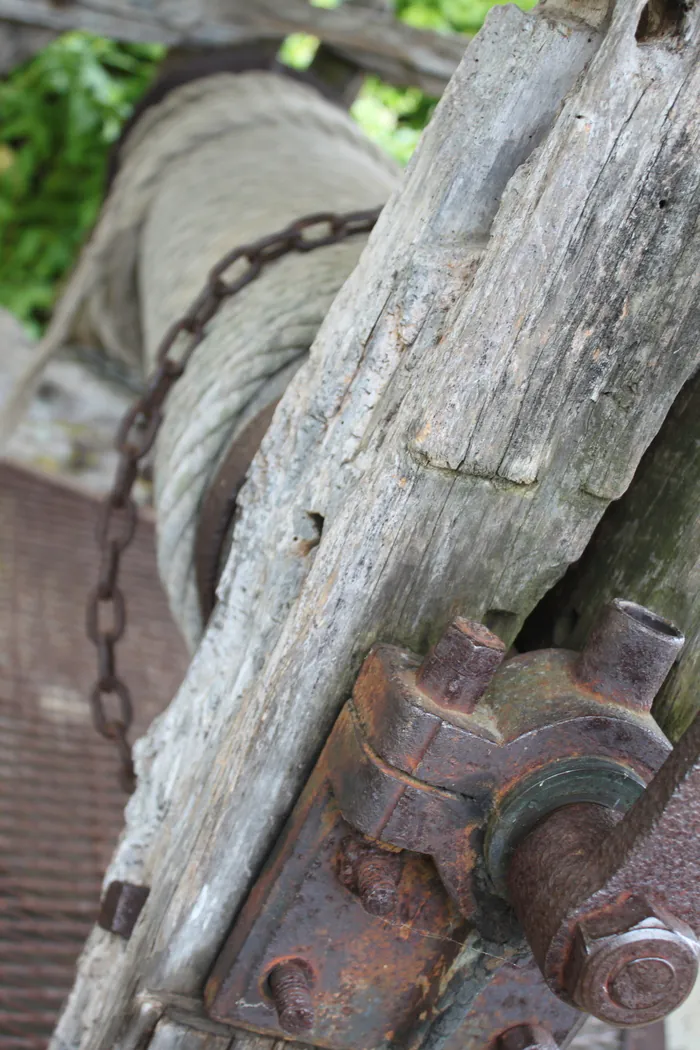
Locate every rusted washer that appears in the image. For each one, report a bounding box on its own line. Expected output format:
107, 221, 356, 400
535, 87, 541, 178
484, 757, 646, 897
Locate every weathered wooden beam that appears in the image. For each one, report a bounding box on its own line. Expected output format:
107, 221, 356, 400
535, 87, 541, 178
0, 20, 55, 72
148, 1019, 233, 1050
51, 0, 700, 1047
553, 371, 700, 744
0, 0, 469, 92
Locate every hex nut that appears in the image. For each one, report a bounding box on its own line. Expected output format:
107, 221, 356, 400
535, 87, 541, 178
416, 617, 506, 713
567, 905, 699, 1026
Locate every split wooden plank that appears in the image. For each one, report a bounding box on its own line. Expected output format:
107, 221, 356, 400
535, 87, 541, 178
551, 371, 700, 744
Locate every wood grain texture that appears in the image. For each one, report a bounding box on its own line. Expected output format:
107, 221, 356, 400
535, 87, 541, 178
50, 0, 700, 1048
148, 1018, 233, 1050
0, 20, 55, 72
0, 0, 469, 93
553, 371, 700, 744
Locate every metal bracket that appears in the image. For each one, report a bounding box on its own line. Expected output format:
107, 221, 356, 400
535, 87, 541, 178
205, 601, 690, 1050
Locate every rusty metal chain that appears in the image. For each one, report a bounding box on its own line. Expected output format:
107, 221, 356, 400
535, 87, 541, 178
86, 207, 381, 793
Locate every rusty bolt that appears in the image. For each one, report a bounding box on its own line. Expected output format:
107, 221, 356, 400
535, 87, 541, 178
268, 960, 315, 1035
497, 1024, 560, 1050
356, 852, 399, 916
566, 907, 699, 1026
508, 802, 700, 1028
337, 835, 402, 916
97, 881, 150, 939
576, 599, 684, 712
416, 616, 506, 714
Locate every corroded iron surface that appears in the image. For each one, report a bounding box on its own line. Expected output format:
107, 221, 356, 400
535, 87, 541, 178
0, 463, 187, 1049
206, 602, 687, 1047
437, 958, 580, 1050
205, 762, 469, 1049
509, 715, 700, 1028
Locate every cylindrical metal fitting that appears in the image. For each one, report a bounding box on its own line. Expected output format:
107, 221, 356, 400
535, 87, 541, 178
356, 852, 399, 916
497, 1024, 560, 1050
576, 599, 684, 712
507, 803, 618, 973
268, 960, 315, 1035
416, 616, 506, 713
507, 803, 699, 1027
566, 915, 699, 1026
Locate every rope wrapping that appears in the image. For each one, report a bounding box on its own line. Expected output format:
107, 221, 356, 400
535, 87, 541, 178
3, 70, 400, 645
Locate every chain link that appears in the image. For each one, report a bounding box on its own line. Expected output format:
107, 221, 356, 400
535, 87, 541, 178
87, 207, 381, 792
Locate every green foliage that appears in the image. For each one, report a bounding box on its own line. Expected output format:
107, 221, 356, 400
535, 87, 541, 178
355, 0, 537, 161
0, 33, 163, 331
282, 0, 536, 165
1, 0, 539, 329
351, 80, 434, 165
397, 0, 536, 35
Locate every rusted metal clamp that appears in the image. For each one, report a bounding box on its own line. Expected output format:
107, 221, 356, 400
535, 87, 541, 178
205, 599, 697, 1049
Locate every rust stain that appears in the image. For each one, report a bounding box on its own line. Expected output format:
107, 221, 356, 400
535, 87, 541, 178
415, 420, 432, 443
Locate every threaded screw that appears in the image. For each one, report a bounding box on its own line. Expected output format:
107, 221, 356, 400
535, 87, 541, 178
356, 852, 399, 916
268, 960, 315, 1034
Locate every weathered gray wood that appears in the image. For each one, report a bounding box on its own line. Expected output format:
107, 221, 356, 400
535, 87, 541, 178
51, 0, 700, 1047
0, 20, 55, 72
553, 371, 700, 743
148, 1018, 233, 1050
0, 0, 468, 93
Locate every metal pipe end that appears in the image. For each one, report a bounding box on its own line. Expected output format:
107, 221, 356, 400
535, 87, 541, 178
576, 599, 684, 712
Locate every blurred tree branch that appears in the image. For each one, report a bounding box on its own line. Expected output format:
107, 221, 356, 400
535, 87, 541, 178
0, 0, 469, 93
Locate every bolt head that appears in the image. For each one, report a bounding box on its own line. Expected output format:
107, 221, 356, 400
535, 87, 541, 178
416, 617, 506, 713
497, 1024, 559, 1050
567, 903, 699, 1026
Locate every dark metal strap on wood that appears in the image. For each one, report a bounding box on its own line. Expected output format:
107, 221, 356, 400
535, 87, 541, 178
194, 399, 280, 623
